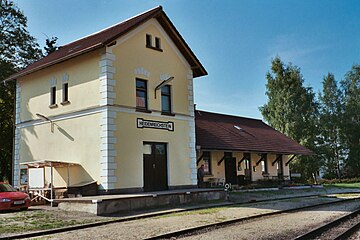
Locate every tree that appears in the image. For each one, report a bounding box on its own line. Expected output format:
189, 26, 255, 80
0, 0, 42, 182
341, 65, 360, 177
44, 36, 58, 55
260, 57, 320, 182
318, 73, 344, 179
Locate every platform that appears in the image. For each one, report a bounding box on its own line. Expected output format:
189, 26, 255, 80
56, 188, 226, 215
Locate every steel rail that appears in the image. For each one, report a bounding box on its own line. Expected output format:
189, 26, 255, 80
294, 208, 360, 240
334, 219, 360, 240
144, 197, 360, 240
1, 194, 359, 240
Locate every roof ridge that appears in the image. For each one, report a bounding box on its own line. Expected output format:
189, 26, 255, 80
196, 110, 263, 122
61, 6, 162, 48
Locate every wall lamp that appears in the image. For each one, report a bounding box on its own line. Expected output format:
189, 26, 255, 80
154, 76, 174, 98
36, 113, 54, 133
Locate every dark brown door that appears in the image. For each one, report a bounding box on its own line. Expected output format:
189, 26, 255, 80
277, 158, 284, 180
224, 152, 237, 184
143, 143, 168, 192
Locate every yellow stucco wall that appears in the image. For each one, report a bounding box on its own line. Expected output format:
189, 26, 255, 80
19, 50, 101, 122
114, 112, 192, 188
111, 20, 191, 115
19, 113, 101, 187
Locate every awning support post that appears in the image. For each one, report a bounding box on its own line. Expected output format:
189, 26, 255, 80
256, 154, 266, 166
217, 154, 226, 166
237, 155, 247, 165
272, 154, 283, 166
67, 163, 70, 188
285, 155, 297, 166
196, 153, 204, 165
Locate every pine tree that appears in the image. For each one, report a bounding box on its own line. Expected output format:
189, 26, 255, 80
0, 0, 42, 182
318, 73, 344, 179
260, 57, 320, 182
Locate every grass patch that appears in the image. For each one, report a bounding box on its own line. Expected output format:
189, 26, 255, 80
326, 182, 360, 189
333, 193, 360, 198
154, 206, 227, 219
0, 210, 99, 235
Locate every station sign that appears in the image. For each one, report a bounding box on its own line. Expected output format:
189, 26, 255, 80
137, 118, 174, 131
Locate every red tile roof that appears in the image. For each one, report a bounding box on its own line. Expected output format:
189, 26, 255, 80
5, 6, 207, 81
195, 110, 313, 155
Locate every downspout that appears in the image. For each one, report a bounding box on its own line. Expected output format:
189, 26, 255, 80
11, 79, 17, 186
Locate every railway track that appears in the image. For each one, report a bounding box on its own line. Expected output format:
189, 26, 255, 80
2, 194, 359, 240
294, 208, 360, 240
144, 197, 360, 240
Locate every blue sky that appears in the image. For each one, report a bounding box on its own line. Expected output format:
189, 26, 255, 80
15, 0, 360, 119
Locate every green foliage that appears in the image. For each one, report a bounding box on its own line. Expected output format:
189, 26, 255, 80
260, 57, 320, 182
0, 0, 42, 68
318, 73, 344, 179
261, 57, 360, 181
0, 0, 42, 181
44, 36, 58, 55
341, 65, 360, 177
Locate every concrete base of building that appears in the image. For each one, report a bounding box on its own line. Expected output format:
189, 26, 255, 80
57, 188, 226, 215
97, 185, 197, 195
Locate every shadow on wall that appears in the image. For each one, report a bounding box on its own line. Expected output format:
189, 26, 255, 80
56, 164, 94, 187
55, 123, 74, 141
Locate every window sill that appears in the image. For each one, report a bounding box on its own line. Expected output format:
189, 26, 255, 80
49, 104, 58, 109
146, 45, 163, 52
136, 108, 152, 114
61, 101, 71, 106
161, 112, 175, 116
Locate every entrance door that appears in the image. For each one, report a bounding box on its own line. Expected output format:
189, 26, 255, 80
143, 143, 168, 192
224, 152, 237, 184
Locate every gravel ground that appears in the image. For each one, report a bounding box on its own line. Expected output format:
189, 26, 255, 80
179, 200, 360, 240
349, 230, 360, 239
37, 196, 356, 240
229, 186, 360, 203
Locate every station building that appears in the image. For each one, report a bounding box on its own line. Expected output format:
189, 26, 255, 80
195, 110, 312, 186
6, 6, 311, 195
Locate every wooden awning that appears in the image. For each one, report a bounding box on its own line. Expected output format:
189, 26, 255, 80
20, 160, 80, 168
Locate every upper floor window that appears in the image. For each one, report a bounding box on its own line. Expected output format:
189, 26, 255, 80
50, 86, 57, 107
136, 79, 148, 110
145, 34, 163, 52
146, 34, 152, 47
61, 83, 70, 105
161, 85, 171, 114
155, 37, 161, 49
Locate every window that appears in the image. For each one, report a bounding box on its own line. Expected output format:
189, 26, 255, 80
203, 151, 212, 175
161, 85, 171, 113
145, 34, 163, 52
146, 34, 152, 47
261, 155, 268, 174
155, 37, 161, 49
136, 79, 148, 110
50, 86, 56, 106
62, 83, 69, 104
